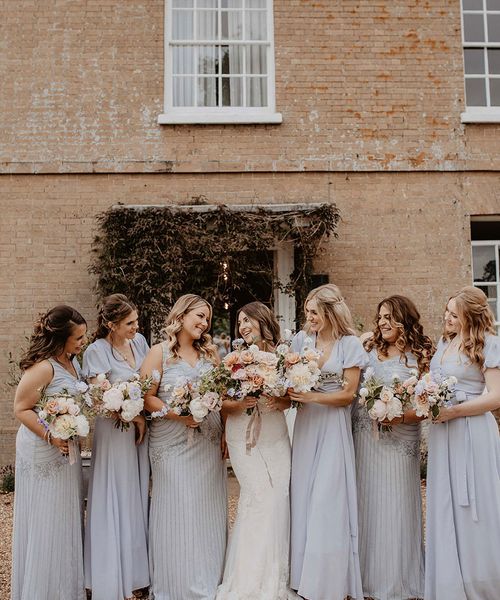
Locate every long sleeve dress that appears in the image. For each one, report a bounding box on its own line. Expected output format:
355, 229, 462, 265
82, 334, 150, 600
148, 342, 227, 600
11, 358, 85, 600
290, 331, 368, 600
425, 334, 500, 600
352, 350, 424, 600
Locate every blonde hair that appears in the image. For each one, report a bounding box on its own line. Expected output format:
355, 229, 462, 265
443, 286, 495, 368
304, 284, 356, 339
163, 294, 218, 362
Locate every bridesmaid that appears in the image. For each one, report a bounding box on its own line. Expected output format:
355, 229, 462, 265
289, 284, 368, 600
12, 305, 87, 600
141, 294, 227, 600
217, 301, 294, 600
352, 295, 434, 600
83, 294, 150, 600
425, 286, 500, 600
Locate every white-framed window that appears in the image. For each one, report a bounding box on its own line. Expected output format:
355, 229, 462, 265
471, 219, 500, 333
158, 0, 282, 125
461, 0, 500, 122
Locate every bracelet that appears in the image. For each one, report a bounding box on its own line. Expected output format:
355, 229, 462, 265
150, 405, 169, 419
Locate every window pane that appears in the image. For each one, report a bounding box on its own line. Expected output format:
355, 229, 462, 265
473, 245, 497, 282
173, 46, 195, 74
221, 45, 244, 74
465, 78, 487, 105
173, 0, 193, 6
221, 10, 243, 40
245, 10, 267, 40
197, 46, 217, 74
487, 0, 500, 9
222, 0, 243, 6
247, 0, 267, 7
488, 49, 500, 73
246, 45, 267, 74
246, 76, 267, 106
197, 77, 218, 106
222, 77, 243, 106
464, 14, 485, 42
464, 48, 485, 73
197, 0, 217, 7
196, 10, 218, 40
490, 79, 500, 105
487, 15, 500, 41
173, 76, 195, 106
172, 10, 194, 40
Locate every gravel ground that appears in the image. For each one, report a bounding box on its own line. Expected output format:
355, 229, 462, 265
0, 478, 425, 600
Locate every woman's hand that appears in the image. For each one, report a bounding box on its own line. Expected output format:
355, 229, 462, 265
133, 415, 147, 445
288, 389, 319, 405
263, 394, 291, 411
168, 413, 199, 428
222, 397, 257, 414
433, 405, 458, 423
51, 437, 69, 455
380, 415, 403, 426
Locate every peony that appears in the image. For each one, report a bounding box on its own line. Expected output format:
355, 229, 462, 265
200, 391, 221, 411
386, 397, 403, 421
190, 397, 209, 423
52, 414, 77, 439
285, 352, 301, 366
288, 363, 314, 392
379, 386, 394, 405
121, 398, 143, 422
74, 414, 90, 437
240, 350, 255, 364
67, 402, 80, 416
369, 400, 388, 421
102, 387, 124, 411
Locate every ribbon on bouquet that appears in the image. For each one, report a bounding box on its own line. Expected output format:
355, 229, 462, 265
245, 405, 262, 455
68, 439, 78, 465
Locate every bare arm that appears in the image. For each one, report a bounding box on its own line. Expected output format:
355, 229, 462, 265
288, 367, 361, 408
436, 368, 500, 421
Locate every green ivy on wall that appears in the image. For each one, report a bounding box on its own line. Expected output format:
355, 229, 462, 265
89, 202, 340, 339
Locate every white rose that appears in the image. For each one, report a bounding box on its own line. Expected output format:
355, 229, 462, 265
67, 402, 80, 416
121, 398, 143, 422
75, 414, 90, 437
413, 394, 430, 418
368, 400, 388, 422
190, 397, 209, 423
386, 397, 403, 421
102, 388, 124, 411
379, 386, 394, 404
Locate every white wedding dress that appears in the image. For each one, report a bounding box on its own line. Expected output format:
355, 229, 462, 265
217, 400, 298, 600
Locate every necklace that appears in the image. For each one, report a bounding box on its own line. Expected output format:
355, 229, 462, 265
53, 355, 77, 378
110, 339, 136, 368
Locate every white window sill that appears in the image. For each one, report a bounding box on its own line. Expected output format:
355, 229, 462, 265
158, 111, 283, 125
461, 108, 500, 123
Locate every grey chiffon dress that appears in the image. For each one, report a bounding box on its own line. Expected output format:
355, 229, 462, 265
148, 342, 227, 600
352, 350, 424, 600
11, 358, 85, 600
290, 331, 368, 600
425, 334, 500, 600
82, 334, 150, 600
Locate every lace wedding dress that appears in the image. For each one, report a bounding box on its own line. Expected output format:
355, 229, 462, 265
217, 399, 298, 600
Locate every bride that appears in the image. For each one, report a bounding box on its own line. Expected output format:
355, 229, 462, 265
216, 302, 296, 600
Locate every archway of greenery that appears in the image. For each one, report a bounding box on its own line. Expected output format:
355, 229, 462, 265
89, 202, 340, 339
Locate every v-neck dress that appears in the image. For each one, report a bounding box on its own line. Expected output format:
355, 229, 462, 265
148, 342, 227, 600
12, 358, 85, 600
425, 335, 500, 600
352, 350, 424, 600
82, 334, 150, 600
289, 331, 368, 600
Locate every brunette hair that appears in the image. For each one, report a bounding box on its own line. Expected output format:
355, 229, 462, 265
93, 294, 137, 341
443, 286, 496, 368
304, 284, 356, 339
235, 301, 281, 351
20, 305, 87, 371
365, 295, 435, 375
163, 294, 218, 362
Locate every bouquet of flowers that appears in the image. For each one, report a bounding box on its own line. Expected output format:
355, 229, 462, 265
90, 372, 156, 430
37, 388, 91, 463
359, 367, 418, 430
159, 375, 223, 423
412, 371, 458, 419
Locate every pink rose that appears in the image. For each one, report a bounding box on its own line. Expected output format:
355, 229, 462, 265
285, 352, 301, 366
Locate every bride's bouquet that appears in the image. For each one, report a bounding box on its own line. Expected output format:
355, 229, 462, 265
90, 372, 156, 430
37, 388, 91, 463
359, 367, 418, 430
412, 371, 457, 419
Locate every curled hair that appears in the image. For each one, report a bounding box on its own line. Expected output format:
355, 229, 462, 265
443, 286, 495, 368
20, 305, 87, 371
163, 294, 218, 363
93, 293, 137, 341
235, 301, 281, 351
304, 284, 356, 339
365, 295, 435, 375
